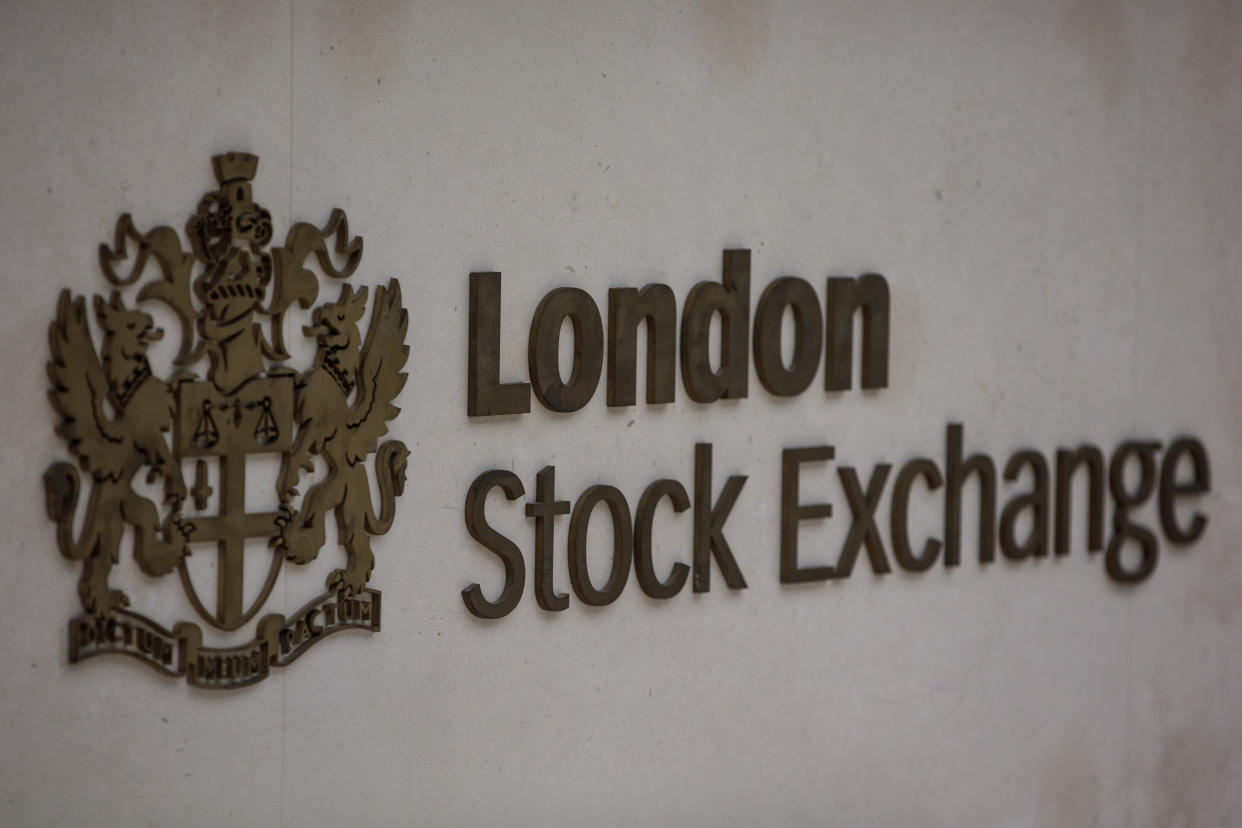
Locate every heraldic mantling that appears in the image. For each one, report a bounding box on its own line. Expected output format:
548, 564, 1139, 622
44, 152, 409, 688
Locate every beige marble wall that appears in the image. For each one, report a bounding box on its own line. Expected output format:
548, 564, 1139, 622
2, 1, 1240, 825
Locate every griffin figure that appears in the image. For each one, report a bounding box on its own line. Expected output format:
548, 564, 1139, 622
275, 280, 410, 595
44, 290, 191, 616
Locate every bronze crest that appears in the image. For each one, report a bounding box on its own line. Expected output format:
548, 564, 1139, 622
44, 152, 409, 689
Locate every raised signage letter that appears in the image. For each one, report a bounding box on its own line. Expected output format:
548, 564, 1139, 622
468, 272, 531, 416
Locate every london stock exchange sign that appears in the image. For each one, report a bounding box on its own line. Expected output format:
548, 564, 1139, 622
41, 151, 1214, 688
44, 153, 410, 689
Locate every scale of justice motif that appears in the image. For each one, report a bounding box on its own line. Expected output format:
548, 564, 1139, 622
44, 152, 410, 689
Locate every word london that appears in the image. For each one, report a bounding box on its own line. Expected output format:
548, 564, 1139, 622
462, 250, 1210, 619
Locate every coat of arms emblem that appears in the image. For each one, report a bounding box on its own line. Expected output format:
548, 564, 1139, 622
44, 152, 409, 688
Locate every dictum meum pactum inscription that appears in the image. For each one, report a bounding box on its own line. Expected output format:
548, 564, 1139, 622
44, 153, 409, 689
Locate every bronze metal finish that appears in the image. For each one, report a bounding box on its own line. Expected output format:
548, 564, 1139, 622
681, 250, 750, 403
890, 458, 943, 572
467, 253, 893, 415
755, 277, 823, 397
607, 285, 677, 407
780, 446, 835, 583
633, 479, 691, 598
529, 288, 604, 412
467, 272, 531, 416
825, 273, 889, 391
567, 485, 633, 606
46, 153, 409, 688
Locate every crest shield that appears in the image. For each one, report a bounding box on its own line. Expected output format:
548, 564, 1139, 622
174, 374, 295, 630
44, 152, 409, 688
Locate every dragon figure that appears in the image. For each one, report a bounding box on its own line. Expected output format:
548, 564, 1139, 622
44, 290, 191, 616
275, 279, 410, 595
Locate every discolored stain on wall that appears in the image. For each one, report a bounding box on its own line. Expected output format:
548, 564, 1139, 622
304, 0, 414, 94
1036, 732, 1103, 827
1060, 0, 1129, 107
694, 0, 772, 83
1181, 0, 1241, 106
